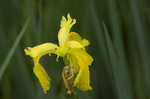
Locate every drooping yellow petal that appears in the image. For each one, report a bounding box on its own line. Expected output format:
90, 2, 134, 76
66, 49, 93, 91
33, 57, 51, 94
24, 43, 58, 94
24, 43, 58, 58
58, 13, 76, 46
68, 32, 90, 47
73, 66, 92, 91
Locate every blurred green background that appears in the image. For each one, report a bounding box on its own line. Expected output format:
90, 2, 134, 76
0, 0, 150, 99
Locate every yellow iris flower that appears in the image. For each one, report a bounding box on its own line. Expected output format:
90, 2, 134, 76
24, 13, 93, 94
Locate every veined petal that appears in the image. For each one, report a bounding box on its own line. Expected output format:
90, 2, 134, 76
58, 13, 76, 46
68, 32, 90, 47
33, 57, 51, 94
24, 43, 58, 58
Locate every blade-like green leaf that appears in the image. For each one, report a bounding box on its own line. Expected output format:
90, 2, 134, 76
129, 0, 150, 98
103, 23, 133, 99
0, 19, 29, 80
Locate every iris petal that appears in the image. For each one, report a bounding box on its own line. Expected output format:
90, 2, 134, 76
65, 41, 84, 49
67, 49, 93, 91
33, 57, 51, 94
58, 13, 76, 46
24, 43, 58, 58
24, 43, 58, 94
68, 32, 90, 47
73, 66, 92, 91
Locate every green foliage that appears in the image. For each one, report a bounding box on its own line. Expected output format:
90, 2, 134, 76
0, 0, 149, 99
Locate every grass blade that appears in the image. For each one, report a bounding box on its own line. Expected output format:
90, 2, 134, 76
103, 23, 134, 99
129, 0, 150, 98
88, 1, 114, 99
0, 19, 29, 80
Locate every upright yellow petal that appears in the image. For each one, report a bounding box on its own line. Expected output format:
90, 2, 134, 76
24, 43, 58, 58
58, 13, 76, 46
33, 57, 51, 94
